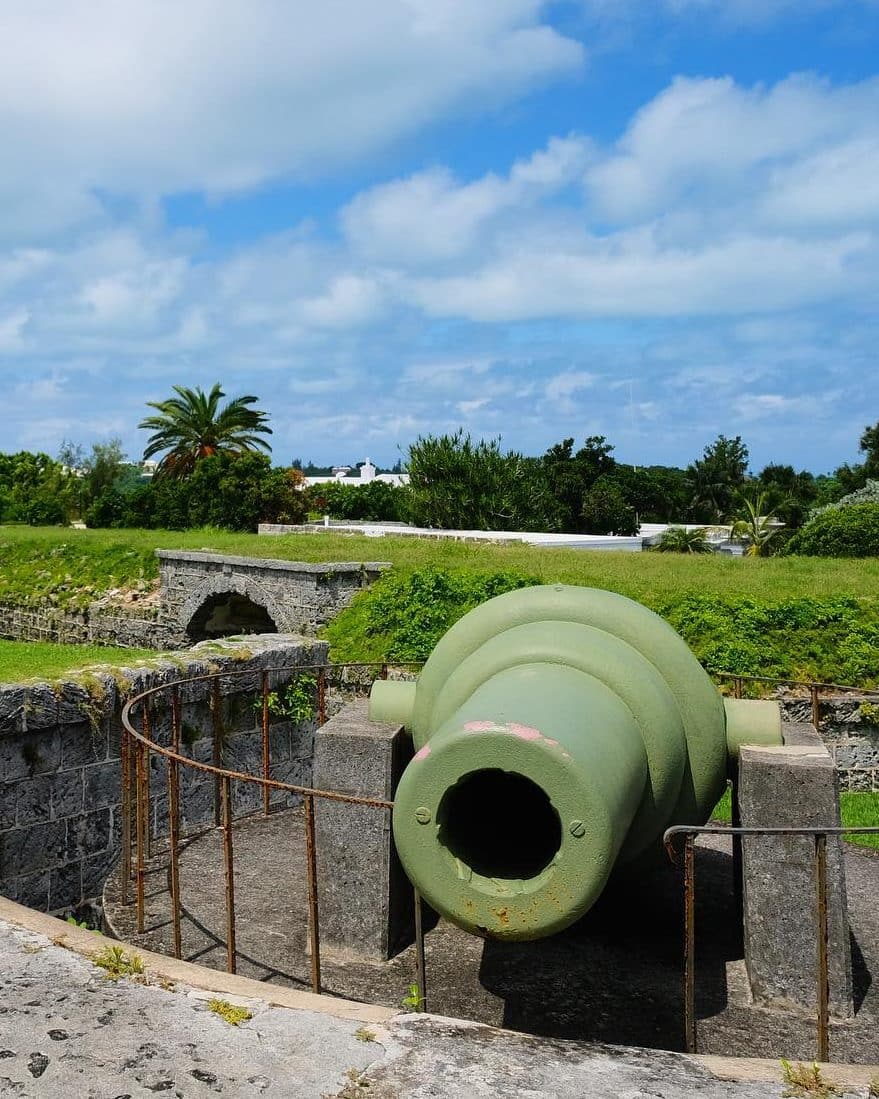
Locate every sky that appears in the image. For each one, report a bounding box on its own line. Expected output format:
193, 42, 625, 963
1, 1, 878, 474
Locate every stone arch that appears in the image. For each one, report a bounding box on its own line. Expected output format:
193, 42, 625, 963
181, 574, 293, 640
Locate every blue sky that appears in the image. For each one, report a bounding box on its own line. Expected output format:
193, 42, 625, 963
2, 1, 878, 473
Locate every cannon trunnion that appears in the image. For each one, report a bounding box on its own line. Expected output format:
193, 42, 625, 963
369, 585, 781, 942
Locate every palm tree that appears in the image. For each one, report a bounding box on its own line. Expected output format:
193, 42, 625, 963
653, 526, 714, 553
139, 384, 272, 478
731, 491, 781, 557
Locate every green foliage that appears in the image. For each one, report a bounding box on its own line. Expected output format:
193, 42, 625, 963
93, 945, 144, 980
256, 674, 317, 723
406, 431, 559, 532
652, 527, 713, 554
327, 566, 538, 663
0, 451, 75, 525
307, 479, 407, 522
786, 503, 879, 558
686, 434, 749, 522
730, 490, 781, 556
541, 435, 615, 533
401, 982, 425, 1011
580, 475, 638, 536
86, 453, 307, 533
659, 593, 879, 684
140, 383, 272, 478
206, 998, 252, 1026
780, 1060, 840, 1098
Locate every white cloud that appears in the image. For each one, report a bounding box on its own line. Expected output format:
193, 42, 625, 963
585, 74, 879, 224
0, 2, 583, 241
341, 135, 591, 264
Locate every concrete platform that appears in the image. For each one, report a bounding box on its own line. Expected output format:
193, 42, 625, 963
4, 899, 879, 1097
103, 808, 879, 1063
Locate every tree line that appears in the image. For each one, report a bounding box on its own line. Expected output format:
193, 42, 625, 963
1, 383, 877, 554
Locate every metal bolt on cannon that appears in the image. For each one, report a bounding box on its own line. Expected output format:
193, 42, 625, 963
369, 585, 782, 941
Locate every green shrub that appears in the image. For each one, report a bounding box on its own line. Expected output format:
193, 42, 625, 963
326, 566, 539, 662
786, 503, 879, 558
307, 480, 408, 522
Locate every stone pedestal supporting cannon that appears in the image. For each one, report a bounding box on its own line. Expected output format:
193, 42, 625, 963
370, 585, 781, 941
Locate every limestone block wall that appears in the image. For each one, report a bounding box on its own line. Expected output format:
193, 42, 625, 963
779, 696, 879, 791
0, 601, 187, 650
0, 635, 325, 914
157, 550, 390, 636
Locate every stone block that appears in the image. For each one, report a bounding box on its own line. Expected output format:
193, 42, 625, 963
15, 775, 54, 826
13, 869, 51, 910
739, 728, 853, 1019
60, 722, 106, 769
0, 821, 66, 876
83, 761, 120, 811
313, 699, 412, 961
22, 684, 59, 730
49, 860, 83, 911
0, 729, 60, 781
0, 687, 25, 734
66, 809, 112, 861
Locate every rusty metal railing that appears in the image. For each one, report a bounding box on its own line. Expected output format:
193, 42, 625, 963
710, 671, 878, 727
119, 661, 428, 1010
664, 824, 879, 1063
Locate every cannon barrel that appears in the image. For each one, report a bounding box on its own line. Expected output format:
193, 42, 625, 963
369, 585, 781, 941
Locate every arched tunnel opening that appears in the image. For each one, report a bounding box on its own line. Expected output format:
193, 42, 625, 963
437, 769, 562, 882
187, 592, 278, 641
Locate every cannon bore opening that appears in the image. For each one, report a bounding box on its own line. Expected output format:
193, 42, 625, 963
437, 769, 562, 882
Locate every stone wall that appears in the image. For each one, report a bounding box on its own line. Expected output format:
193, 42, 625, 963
0, 635, 326, 915
779, 696, 879, 791
0, 600, 186, 650
157, 550, 390, 637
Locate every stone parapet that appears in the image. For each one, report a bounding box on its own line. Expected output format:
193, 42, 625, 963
0, 635, 325, 914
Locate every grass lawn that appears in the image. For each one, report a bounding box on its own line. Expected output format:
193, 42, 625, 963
2, 525, 878, 607
710, 785, 879, 850
0, 639, 156, 683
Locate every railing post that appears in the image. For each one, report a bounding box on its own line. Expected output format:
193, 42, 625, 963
733, 677, 743, 700
815, 833, 830, 1062
317, 667, 327, 727
211, 678, 223, 827
120, 722, 131, 906
135, 739, 147, 934
683, 834, 696, 1054
142, 703, 152, 859
168, 756, 182, 959
262, 670, 271, 817
304, 793, 322, 994
170, 684, 181, 754
414, 887, 427, 1013
221, 774, 236, 974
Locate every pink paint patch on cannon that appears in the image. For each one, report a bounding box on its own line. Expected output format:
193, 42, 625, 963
413, 744, 431, 761
464, 720, 496, 732
507, 723, 542, 740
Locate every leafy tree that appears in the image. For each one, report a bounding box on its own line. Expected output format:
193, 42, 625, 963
139, 383, 272, 478
307, 480, 408, 523
754, 464, 816, 530
542, 435, 616, 532
609, 465, 690, 524
653, 526, 713, 553
580, 475, 638, 535
731, 491, 781, 556
860, 421, 879, 480
406, 431, 555, 531
686, 435, 749, 522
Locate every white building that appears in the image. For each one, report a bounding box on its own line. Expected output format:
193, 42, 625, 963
304, 458, 409, 489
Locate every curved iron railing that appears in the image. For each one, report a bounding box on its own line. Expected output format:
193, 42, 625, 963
119, 661, 427, 1007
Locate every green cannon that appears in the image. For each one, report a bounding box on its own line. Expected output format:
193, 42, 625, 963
369, 585, 781, 941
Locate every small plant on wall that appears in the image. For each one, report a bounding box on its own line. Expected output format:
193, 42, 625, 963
254, 673, 317, 724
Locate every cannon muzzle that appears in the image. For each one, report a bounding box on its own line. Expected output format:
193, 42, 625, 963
369, 585, 780, 941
